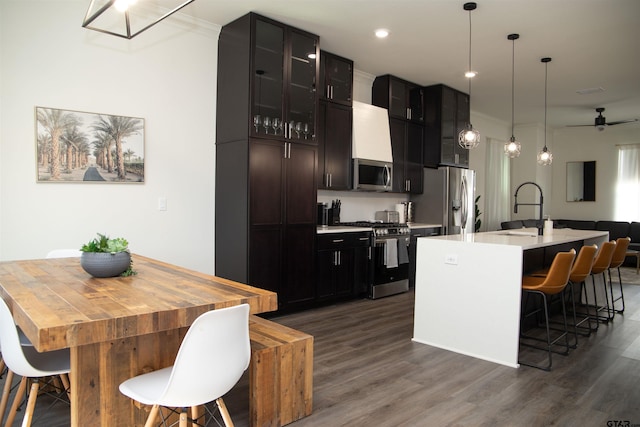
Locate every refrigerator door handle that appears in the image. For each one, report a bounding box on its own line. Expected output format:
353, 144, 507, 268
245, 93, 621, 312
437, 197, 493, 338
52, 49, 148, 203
460, 176, 469, 232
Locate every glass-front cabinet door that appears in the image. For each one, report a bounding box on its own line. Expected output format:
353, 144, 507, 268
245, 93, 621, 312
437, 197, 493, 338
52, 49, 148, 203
251, 17, 318, 143
287, 29, 318, 143
252, 19, 285, 139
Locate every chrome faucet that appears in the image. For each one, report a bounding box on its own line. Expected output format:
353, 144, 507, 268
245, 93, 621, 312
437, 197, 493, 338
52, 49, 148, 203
514, 182, 544, 234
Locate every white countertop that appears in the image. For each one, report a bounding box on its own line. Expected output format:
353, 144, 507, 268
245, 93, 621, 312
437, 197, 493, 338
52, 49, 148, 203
423, 227, 609, 250
317, 226, 372, 234
407, 223, 442, 229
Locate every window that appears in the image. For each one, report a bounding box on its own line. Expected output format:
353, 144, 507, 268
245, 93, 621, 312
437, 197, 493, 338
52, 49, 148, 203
615, 144, 640, 220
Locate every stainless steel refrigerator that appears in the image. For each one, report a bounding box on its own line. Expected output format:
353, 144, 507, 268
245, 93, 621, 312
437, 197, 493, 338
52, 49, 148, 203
411, 166, 476, 235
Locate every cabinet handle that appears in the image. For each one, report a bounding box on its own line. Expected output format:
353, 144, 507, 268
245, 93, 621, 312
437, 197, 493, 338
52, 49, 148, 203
330, 86, 334, 100
326, 84, 331, 99
332, 239, 345, 243
455, 153, 459, 164
337, 251, 341, 265
406, 107, 411, 120
368, 247, 372, 260
329, 173, 332, 187
359, 237, 369, 241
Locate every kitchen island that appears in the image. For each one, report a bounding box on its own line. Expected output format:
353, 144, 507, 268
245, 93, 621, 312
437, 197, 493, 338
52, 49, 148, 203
412, 228, 608, 367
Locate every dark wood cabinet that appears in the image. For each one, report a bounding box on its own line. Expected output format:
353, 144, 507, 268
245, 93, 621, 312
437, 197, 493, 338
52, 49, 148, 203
423, 84, 470, 168
215, 12, 319, 311
317, 231, 371, 301
318, 101, 352, 190
389, 118, 424, 194
372, 74, 424, 124
320, 51, 353, 106
219, 13, 319, 144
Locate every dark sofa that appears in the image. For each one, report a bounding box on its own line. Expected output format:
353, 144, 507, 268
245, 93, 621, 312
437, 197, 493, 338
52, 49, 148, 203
500, 219, 640, 266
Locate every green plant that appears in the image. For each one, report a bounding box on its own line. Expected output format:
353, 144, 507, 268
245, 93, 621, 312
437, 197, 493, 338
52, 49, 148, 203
474, 195, 482, 232
80, 233, 136, 276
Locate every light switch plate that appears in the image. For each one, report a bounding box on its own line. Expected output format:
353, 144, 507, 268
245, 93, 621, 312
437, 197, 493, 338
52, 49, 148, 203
158, 197, 167, 211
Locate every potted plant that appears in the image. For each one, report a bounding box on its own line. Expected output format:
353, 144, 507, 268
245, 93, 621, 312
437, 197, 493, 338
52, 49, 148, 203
80, 233, 136, 277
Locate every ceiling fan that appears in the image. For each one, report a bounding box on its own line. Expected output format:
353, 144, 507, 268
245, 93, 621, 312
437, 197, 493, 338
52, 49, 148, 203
568, 107, 639, 131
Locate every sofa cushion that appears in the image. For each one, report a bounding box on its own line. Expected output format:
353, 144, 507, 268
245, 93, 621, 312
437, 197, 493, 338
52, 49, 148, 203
629, 222, 640, 243
596, 221, 630, 240
501, 220, 524, 230
564, 220, 597, 230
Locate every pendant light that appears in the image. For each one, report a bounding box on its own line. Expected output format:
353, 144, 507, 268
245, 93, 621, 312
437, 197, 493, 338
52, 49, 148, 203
537, 57, 553, 166
459, 2, 480, 149
504, 33, 521, 158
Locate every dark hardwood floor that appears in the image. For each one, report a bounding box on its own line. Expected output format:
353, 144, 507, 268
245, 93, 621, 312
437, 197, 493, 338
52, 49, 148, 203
4, 267, 640, 426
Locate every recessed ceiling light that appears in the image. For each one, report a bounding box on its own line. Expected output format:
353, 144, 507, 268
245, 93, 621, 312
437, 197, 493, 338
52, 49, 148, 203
375, 29, 389, 38
465, 70, 477, 78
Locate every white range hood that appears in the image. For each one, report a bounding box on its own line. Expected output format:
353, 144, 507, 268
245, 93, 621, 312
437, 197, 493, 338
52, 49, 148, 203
351, 101, 393, 162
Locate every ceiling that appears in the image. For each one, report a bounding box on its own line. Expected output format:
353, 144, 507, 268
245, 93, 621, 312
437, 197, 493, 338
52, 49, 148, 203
177, 0, 640, 130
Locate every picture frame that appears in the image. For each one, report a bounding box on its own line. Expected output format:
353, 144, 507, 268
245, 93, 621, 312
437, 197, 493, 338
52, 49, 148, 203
35, 106, 145, 183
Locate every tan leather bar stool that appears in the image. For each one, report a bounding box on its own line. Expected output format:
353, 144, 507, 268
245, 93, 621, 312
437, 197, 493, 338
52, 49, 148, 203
519, 249, 576, 371
607, 237, 631, 315
589, 241, 617, 324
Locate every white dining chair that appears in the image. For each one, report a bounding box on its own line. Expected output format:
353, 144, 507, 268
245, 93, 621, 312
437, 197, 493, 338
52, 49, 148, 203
45, 249, 82, 258
119, 303, 250, 427
0, 298, 71, 426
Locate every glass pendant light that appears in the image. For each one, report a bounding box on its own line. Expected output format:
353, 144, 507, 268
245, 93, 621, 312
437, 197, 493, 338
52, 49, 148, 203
459, 2, 480, 149
504, 33, 521, 158
537, 57, 553, 166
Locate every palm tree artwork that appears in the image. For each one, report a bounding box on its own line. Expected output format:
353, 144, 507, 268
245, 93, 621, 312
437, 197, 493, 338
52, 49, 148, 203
35, 107, 144, 183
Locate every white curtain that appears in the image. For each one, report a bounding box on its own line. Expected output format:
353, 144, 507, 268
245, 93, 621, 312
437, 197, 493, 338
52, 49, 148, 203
615, 144, 640, 221
484, 138, 511, 231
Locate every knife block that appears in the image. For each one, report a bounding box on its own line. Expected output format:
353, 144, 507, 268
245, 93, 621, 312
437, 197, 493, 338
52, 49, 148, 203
328, 208, 340, 225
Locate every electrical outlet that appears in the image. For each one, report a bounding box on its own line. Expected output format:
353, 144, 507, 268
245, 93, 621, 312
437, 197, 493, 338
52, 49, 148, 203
445, 254, 458, 265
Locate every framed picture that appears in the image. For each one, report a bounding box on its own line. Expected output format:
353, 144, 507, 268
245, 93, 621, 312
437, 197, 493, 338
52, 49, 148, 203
35, 106, 145, 183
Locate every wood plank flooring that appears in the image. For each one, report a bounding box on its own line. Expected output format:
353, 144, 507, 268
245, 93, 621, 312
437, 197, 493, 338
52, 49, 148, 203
4, 267, 640, 426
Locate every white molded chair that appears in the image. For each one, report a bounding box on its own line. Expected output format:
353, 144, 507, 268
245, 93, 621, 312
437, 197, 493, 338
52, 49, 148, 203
119, 304, 251, 427
45, 249, 82, 258
0, 298, 70, 426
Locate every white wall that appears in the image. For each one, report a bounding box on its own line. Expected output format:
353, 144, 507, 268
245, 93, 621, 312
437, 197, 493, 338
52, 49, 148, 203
549, 125, 640, 221
0, 2, 220, 273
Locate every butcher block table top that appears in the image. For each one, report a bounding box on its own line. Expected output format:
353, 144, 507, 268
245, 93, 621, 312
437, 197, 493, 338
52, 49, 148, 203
0, 254, 278, 426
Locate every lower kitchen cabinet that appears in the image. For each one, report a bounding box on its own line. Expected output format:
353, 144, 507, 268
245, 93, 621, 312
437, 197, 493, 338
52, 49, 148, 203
408, 226, 441, 288
316, 231, 371, 301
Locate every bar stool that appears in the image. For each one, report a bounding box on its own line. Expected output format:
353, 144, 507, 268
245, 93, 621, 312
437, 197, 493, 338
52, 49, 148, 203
529, 245, 598, 347
607, 237, 631, 315
589, 241, 617, 324
519, 249, 576, 371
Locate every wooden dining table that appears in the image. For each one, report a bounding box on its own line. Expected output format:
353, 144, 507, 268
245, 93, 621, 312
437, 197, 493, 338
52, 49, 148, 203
0, 254, 277, 426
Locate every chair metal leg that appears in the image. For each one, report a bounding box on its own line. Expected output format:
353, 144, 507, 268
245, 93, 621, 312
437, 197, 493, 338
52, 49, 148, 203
608, 267, 626, 314
591, 273, 613, 322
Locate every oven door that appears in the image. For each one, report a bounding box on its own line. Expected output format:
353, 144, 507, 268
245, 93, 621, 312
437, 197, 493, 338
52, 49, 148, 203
370, 236, 410, 298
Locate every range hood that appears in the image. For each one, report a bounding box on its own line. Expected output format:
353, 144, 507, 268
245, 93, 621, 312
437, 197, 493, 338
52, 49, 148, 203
352, 101, 393, 162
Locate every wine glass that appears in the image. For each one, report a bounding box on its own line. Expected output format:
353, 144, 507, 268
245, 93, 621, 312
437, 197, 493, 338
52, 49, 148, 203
295, 122, 302, 139
253, 115, 261, 133
303, 123, 310, 139
272, 118, 281, 135
263, 116, 271, 135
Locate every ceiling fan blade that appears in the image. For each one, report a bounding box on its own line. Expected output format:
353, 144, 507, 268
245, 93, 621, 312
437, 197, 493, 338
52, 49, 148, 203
607, 118, 639, 126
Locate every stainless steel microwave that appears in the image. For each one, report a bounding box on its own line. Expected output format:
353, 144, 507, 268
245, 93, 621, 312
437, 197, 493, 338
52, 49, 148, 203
353, 159, 392, 191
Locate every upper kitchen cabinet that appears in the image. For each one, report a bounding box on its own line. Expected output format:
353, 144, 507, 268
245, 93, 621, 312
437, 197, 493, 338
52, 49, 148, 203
319, 51, 353, 106
423, 84, 470, 168
390, 118, 424, 194
372, 75, 424, 124
217, 13, 319, 145
318, 101, 352, 190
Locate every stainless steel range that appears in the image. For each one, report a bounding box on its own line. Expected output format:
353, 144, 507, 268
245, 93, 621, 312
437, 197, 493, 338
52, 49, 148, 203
341, 221, 411, 299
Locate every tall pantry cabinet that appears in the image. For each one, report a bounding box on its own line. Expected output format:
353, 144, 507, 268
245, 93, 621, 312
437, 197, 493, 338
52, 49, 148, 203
215, 13, 319, 311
